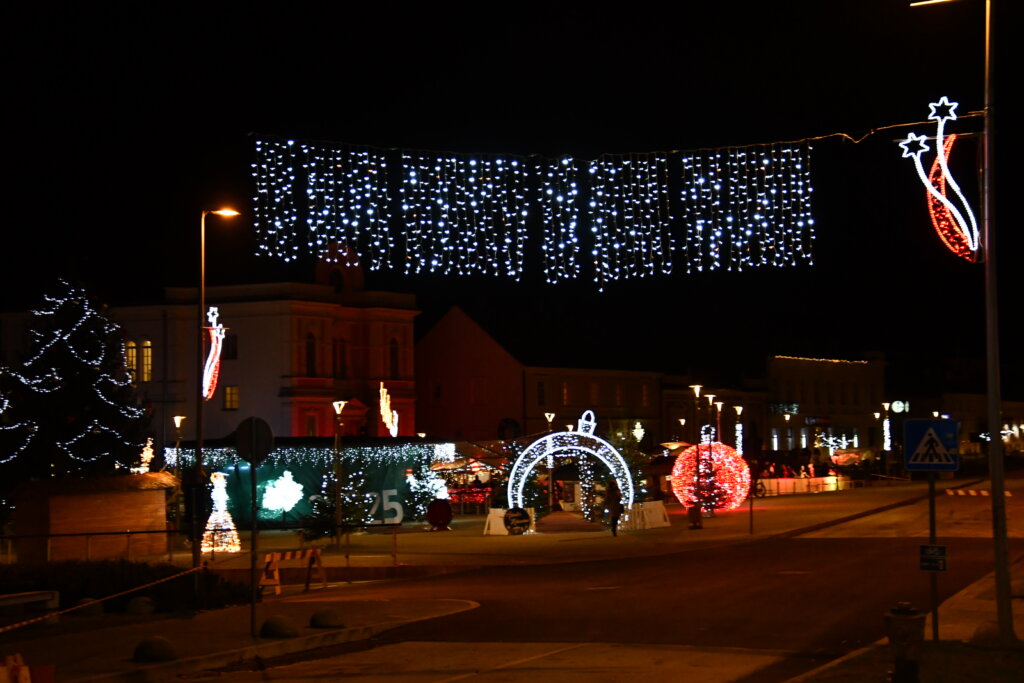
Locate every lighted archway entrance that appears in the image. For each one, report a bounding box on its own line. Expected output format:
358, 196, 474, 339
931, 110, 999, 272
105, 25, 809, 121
507, 410, 635, 509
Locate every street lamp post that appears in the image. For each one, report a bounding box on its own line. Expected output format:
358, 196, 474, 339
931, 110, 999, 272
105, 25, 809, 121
688, 385, 703, 528
192, 208, 239, 572
332, 400, 348, 544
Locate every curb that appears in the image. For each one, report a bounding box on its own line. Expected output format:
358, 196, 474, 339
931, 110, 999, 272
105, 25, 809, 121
74, 599, 479, 682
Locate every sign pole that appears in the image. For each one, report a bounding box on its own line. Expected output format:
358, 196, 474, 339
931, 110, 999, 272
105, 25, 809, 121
928, 471, 939, 641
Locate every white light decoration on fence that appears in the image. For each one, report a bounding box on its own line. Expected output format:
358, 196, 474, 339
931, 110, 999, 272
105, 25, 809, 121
262, 470, 305, 513
400, 153, 529, 279
679, 142, 814, 274
735, 423, 744, 454
899, 96, 979, 259
202, 307, 225, 401
539, 156, 582, 283
588, 153, 673, 291
883, 417, 892, 452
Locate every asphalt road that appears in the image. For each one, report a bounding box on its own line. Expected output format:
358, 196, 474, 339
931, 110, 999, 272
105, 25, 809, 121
198, 484, 1022, 681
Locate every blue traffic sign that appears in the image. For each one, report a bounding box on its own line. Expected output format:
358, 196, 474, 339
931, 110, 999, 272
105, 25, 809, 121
904, 419, 960, 472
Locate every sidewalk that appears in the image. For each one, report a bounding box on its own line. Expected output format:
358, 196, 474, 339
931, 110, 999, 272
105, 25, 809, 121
1, 479, 1020, 682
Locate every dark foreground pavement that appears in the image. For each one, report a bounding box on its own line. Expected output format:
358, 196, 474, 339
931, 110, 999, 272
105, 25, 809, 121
1, 479, 1021, 682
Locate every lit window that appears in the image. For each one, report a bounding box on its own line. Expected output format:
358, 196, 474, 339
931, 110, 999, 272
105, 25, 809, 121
562, 381, 570, 406
141, 340, 153, 382
125, 341, 137, 381
224, 386, 239, 410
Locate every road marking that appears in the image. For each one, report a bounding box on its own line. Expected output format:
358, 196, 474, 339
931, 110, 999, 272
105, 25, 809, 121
437, 643, 587, 682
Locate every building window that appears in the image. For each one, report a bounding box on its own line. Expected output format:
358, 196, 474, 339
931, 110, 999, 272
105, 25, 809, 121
305, 333, 316, 377
641, 384, 650, 408
771, 427, 779, 451
589, 382, 599, 405
333, 338, 348, 378
389, 338, 400, 378
222, 334, 238, 360
615, 384, 623, 407
537, 381, 546, 406
305, 413, 317, 437
224, 386, 239, 411
561, 381, 569, 406
141, 340, 153, 382
125, 341, 137, 382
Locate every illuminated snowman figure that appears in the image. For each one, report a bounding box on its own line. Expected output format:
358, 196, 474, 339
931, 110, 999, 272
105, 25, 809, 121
201, 472, 241, 553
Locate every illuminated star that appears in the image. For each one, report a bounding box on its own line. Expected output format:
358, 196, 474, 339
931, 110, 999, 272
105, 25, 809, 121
928, 96, 958, 124
899, 133, 930, 159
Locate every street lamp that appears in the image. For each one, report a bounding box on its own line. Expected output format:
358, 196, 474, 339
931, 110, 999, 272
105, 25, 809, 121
332, 400, 348, 544
192, 208, 239, 570
678, 417, 686, 441
912, 0, 1013, 644
544, 412, 555, 432
734, 406, 744, 454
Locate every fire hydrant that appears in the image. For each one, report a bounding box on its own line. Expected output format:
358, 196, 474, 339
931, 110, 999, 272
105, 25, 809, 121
884, 602, 926, 683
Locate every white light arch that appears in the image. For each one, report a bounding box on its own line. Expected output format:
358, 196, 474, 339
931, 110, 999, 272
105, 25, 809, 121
507, 410, 635, 509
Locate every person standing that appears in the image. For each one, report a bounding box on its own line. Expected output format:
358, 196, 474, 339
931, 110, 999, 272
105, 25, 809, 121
605, 479, 624, 536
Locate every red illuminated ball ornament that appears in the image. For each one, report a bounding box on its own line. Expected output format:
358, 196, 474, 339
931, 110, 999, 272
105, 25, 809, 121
671, 442, 750, 511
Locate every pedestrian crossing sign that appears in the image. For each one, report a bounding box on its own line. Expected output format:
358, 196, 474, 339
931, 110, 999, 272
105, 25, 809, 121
904, 419, 960, 471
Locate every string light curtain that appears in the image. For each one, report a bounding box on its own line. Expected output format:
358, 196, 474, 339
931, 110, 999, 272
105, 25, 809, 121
587, 153, 673, 291
399, 153, 530, 279
679, 141, 814, 273
252, 139, 393, 268
250, 137, 815, 286
538, 157, 582, 284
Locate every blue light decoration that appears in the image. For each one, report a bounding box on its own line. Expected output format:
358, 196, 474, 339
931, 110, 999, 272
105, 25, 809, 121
679, 142, 814, 274
588, 153, 674, 291
400, 153, 530, 279
250, 137, 815, 286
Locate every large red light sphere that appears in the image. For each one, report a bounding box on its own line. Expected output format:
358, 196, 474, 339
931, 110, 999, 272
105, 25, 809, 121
671, 442, 750, 511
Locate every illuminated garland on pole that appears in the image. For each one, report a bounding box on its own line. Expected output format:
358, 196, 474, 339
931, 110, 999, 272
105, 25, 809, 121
899, 96, 979, 261
202, 307, 224, 401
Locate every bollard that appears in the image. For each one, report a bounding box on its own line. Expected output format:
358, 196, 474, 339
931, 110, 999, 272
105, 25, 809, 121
885, 601, 926, 683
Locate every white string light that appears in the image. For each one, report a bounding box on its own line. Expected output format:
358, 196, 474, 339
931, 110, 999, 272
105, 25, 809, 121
538, 156, 582, 283
680, 142, 814, 274
400, 153, 529, 279
587, 153, 673, 291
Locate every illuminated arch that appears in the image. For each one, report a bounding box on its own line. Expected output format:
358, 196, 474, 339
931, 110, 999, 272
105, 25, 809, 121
507, 410, 635, 509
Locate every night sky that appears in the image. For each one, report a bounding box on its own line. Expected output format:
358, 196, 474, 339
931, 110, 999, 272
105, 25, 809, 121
6, 2, 1021, 395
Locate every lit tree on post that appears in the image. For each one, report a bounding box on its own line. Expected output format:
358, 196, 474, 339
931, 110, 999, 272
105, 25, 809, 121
0, 280, 147, 486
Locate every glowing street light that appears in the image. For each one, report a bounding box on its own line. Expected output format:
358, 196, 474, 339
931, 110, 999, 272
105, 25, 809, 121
193, 207, 239, 571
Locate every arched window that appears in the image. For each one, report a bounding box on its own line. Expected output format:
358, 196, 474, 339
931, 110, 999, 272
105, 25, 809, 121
141, 340, 153, 382
125, 341, 137, 382
389, 338, 400, 379
306, 333, 317, 377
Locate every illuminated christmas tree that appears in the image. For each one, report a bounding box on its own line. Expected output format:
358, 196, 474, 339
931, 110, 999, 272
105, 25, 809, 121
0, 280, 146, 486
202, 472, 241, 553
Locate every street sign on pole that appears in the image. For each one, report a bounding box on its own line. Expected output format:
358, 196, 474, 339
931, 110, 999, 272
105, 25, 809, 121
904, 419, 960, 472
920, 544, 947, 572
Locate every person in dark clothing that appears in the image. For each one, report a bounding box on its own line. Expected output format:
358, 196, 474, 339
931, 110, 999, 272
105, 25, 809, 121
605, 479, 624, 536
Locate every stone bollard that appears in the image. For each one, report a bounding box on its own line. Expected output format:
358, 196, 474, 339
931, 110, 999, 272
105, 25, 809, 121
884, 602, 926, 683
